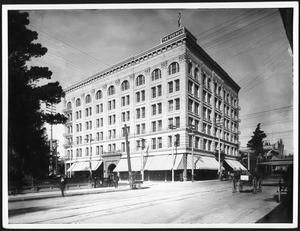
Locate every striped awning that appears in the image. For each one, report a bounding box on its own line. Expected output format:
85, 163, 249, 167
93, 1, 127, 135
67, 160, 102, 172
225, 159, 247, 171
114, 157, 142, 172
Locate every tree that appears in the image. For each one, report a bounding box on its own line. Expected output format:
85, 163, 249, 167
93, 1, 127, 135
247, 123, 267, 172
8, 11, 67, 184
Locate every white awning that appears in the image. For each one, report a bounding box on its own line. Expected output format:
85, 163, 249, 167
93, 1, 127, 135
225, 159, 247, 171
67, 160, 102, 172
145, 154, 182, 170
114, 157, 142, 172
181, 155, 221, 170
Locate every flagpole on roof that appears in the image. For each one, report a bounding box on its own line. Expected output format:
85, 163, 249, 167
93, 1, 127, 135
178, 11, 182, 28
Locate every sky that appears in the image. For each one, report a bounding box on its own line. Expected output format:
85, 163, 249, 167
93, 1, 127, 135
12, 3, 296, 157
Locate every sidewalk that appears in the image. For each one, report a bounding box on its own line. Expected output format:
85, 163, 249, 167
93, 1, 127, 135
8, 181, 161, 202
8, 183, 130, 202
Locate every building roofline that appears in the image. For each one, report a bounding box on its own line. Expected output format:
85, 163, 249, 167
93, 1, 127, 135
64, 27, 240, 94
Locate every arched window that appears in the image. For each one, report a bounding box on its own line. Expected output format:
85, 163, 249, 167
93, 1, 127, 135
108, 85, 115, 96
76, 98, 81, 107
151, 69, 161, 81
85, 94, 92, 104
67, 102, 72, 110
96, 90, 102, 100
136, 75, 145, 86
121, 80, 130, 91
168, 62, 180, 75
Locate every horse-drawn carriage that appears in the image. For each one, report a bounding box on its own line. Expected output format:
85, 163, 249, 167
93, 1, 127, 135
129, 173, 143, 189
233, 171, 262, 194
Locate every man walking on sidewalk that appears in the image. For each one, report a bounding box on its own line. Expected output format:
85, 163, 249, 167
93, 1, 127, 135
60, 175, 67, 197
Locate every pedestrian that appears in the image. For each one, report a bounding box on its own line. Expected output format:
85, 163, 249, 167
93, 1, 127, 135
60, 175, 67, 197
232, 169, 237, 193
114, 174, 119, 188
94, 176, 97, 188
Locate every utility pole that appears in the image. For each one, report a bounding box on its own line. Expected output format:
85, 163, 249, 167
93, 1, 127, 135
85, 137, 94, 179
139, 138, 146, 181
169, 124, 177, 182
46, 103, 56, 175
215, 118, 224, 180
189, 124, 196, 182
124, 124, 132, 188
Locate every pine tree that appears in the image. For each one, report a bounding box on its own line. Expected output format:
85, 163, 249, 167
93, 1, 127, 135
247, 123, 267, 172
8, 11, 67, 184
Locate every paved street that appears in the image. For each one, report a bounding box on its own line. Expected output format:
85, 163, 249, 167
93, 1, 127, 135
8, 180, 282, 226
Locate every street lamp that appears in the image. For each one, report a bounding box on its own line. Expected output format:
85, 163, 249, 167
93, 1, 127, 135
85, 137, 94, 179
139, 138, 146, 181
215, 118, 224, 180
189, 124, 196, 182
169, 124, 177, 182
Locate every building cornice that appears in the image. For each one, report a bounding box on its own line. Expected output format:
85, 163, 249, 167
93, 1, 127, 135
64, 29, 188, 94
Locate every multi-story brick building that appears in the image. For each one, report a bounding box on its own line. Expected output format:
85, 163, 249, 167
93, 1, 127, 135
63, 27, 243, 181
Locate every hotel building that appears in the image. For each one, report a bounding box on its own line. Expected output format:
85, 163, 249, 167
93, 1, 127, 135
63, 27, 244, 181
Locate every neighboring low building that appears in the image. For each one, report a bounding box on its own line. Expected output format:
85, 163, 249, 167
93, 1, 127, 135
62, 27, 241, 181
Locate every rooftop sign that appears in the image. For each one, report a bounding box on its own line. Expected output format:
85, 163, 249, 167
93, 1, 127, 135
161, 28, 184, 43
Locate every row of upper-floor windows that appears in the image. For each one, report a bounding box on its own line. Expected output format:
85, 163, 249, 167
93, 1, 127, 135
67, 62, 181, 109
188, 80, 238, 108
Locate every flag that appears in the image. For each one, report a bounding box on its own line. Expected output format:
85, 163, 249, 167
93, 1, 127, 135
178, 11, 181, 27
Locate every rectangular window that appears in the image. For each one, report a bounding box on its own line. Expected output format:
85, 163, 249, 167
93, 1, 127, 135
158, 137, 162, 149
158, 103, 162, 114
152, 138, 156, 149
157, 85, 162, 96
142, 107, 145, 118
158, 120, 162, 131
96, 105, 100, 114
141, 90, 145, 101
168, 82, 173, 93
141, 123, 146, 134
136, 108, 140, 119
175, 98, 180, 110
152, 104, 156, 115
168, 118, 173, 126
168, 136, 172, 147
122, 96, 125, 106
126, 95, 130, 105
175, 117, 180, 128
136, 92, 140, 102
108, 101, 111, 110
152, 121, 156, 132
96, 119, 100, 128
127, 111, 130, 121
122, 112, 125, 122
175, 79, 180, 91
168, 100, 174, 111
152, 87, 156, 98
136, 124, 140, 135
